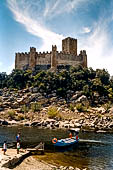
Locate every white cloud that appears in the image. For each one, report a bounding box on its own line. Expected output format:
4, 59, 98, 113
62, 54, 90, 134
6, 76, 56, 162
43, 0, 90, 19
7, 0, 91, 51
80, 19, 113, 76
82, 27, 91, 34
7, 0, 64, 51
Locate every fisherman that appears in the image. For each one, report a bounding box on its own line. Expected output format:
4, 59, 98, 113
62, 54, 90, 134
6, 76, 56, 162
3, 141, 7, 155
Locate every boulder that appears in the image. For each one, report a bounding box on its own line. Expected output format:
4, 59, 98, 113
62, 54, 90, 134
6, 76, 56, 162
0, 119, 3, 124
69, 123, 75, 128
108, 122, 113, 128
58, 99, 66, 105
95, 107, 106, 114
11, 102, 19, 109
32, 87, 38, 93
76, 95, 87, 103
2, 120, 9, 125
74, 123, 81, 128
54, 122, 59, 127
109, 107, 113, 114
68, 166, 74, 170
70, 94, 78, 101
17, 98, 25, 105
50, 97, 57, 102
51, 93, 57, 97
24, 123, 30, 126
0, 107, 4, 111
2, 97, 9, 101
31, 121, 41, 127
70, 91, 82, 101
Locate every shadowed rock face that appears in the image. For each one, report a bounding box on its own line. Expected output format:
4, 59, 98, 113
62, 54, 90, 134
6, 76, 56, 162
15, 37, 87, 70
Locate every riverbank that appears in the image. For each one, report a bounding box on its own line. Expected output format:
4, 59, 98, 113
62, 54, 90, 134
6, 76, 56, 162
0, 148, 86, 170
1, 104, 113, 133
14, 155, 87, 170
0, 149, 56, 170
0, 87, 113, 133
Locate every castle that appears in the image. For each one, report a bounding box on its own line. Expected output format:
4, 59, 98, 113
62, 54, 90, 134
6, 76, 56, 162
15, 37, 87, 70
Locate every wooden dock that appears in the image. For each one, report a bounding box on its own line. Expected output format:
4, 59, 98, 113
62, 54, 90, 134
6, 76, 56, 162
27, 142, 45, 154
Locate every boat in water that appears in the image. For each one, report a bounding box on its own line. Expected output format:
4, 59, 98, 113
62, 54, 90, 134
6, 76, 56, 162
52, 128, 79, 147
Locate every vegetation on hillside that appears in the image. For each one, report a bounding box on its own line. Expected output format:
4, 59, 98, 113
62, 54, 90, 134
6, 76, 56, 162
0, 66, 113, 106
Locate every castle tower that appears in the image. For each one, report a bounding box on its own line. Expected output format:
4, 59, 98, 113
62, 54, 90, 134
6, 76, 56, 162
51, 45, 57, 69
29, 47, 36, 69
82, 50, 87, 67
15, 53, 19, 69
62, 37, 77, 55
80, 50, 87, 67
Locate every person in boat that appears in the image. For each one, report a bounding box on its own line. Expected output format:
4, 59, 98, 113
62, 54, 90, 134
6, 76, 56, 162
3, 141, 7, 155
75, 131, 79, 141
69, 129, 79, 141
69, 132, 72, 138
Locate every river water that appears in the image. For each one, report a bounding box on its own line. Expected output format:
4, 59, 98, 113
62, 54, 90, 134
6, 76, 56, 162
0, 126, 113, 170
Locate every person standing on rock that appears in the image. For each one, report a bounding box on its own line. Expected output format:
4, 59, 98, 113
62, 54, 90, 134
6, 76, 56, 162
3, 141, 7, 155
16, 132, 20, 142
17, 142, 20, 154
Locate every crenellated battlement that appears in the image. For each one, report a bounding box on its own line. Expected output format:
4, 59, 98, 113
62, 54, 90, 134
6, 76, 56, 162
15, 37, 87, 70
30, 47, 36, 52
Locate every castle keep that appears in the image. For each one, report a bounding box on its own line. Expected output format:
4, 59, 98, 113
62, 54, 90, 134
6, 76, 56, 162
15, 37, 87, 70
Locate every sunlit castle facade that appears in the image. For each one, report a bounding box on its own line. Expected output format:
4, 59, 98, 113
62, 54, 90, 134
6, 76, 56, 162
15, 37, 87, 70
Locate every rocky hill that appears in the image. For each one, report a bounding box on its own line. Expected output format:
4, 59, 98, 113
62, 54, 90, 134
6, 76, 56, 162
0, 66, 113, 132
0, 86, 113, 133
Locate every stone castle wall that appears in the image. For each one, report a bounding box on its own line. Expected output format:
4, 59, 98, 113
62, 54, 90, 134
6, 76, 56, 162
36, 52, 51, 65
15, 52, 29, 70
15, 37, 87, 70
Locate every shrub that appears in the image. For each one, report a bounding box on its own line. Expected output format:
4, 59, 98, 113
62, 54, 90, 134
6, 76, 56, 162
48, 106, 59, 118
76, 103, 87, 112
7, 109, 16, 119
69, 104, 75, 112
98, 114, 102, 118
16, 114, 25, 121
21, 105, 29, 113
103, 101, 112, 112
30, 102, 41, 112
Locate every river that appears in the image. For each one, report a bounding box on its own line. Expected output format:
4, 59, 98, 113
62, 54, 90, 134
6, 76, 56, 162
0, 126, 113, 170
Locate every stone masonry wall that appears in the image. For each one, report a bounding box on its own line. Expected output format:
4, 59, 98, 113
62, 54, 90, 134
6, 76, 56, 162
62, 37, 77, 56
15, 52, 29, 70
36, 52, 51, 65
15, 50, 87, 70
15, 37, 87, 70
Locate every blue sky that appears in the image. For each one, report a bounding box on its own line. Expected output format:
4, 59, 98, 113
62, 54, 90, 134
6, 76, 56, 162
0, 0, 113, 75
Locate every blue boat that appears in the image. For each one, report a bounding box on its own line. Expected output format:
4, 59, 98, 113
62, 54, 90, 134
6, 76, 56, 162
53, 136, 79, 147
52, 129, 79, 147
